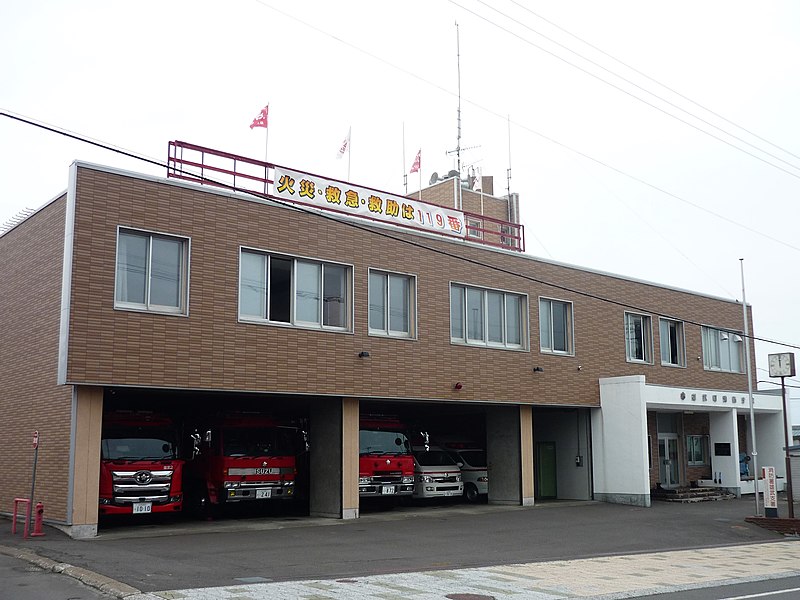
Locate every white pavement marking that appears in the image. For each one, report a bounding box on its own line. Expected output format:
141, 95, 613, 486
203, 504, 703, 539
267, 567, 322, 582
127, 541, 800, 600
721, 588, 800, 600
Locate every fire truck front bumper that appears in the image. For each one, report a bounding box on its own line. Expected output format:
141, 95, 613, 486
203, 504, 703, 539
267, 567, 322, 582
222, 481, 294, 501
359, 476, 414, 497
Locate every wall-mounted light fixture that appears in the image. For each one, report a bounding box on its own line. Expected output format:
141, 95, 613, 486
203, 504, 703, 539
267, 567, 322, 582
453, 382, 463, 390
533, 367, 544, 373
358, 351, 371, 358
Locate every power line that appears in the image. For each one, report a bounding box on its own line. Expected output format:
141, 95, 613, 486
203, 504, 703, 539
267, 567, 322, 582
3, 110, 798, 353
450, 0, 800, 181
249, 2, 800, 255
504, 0, 800, 164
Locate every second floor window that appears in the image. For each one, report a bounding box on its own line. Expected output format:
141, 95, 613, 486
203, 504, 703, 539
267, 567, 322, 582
368, 270, 416, 338
701, 326, 743, 373
625, 312, 652, 363
539, 298, 574, 354
659, 318, 685, 367
450, 283, 526, 349
115, 228, 189, 314
239, 249, 351, 331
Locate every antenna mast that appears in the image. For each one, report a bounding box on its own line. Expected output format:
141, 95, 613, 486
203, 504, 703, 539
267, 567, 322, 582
506, 114, 512, 200
456, 22, 462, 179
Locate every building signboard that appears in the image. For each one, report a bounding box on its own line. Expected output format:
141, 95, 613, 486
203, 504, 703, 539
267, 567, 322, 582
763, 466, 777, 509
273, 167, 466, 239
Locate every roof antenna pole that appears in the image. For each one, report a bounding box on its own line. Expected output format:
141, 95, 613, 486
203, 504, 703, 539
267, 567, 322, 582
507, 114, 512, 206
456, 22, 462, 210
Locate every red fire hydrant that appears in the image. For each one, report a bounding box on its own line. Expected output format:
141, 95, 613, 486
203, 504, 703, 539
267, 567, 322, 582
31, 502, 45, 537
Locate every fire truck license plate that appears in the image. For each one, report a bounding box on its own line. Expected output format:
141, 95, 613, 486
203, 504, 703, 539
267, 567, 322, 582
381, 485, 396, 495
132, 502, 152, 514
256, 489, 272, 499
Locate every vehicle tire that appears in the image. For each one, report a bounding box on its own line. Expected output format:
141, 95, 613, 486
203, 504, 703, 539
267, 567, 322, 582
465, 483, 479, 503
187, 482, 215, 520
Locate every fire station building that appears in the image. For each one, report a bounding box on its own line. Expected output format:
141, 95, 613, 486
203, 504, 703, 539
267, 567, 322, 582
0, 142, 788, 538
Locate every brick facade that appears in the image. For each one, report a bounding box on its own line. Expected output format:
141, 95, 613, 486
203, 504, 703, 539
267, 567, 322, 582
63, 166, 756, 404
0, 162, 762, 524
0, 198, 73, 522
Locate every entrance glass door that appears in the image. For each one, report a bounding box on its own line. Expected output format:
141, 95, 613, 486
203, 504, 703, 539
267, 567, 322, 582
658, 435, 680, 488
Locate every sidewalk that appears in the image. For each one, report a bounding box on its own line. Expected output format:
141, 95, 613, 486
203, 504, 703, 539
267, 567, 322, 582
2, 497, 799, 599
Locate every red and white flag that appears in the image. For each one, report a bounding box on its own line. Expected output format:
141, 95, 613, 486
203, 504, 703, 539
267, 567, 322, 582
336, 127, 351, 159
409, 149, 421, 174
249, 105, 269, 129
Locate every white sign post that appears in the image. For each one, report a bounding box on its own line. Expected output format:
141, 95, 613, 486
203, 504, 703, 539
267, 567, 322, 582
762, 466, 778, 518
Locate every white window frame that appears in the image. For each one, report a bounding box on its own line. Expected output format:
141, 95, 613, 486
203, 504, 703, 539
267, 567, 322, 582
238, 247, 353, 333
701, 325, 744, 373
114, 226, 190, 315
449, 282, 528, 350
625, 311, 653, 364
466, 217, 483, 240
538, 297, 575, 356
686, 434, 709, 466
659, 317, 686, 367
368, 269, 417, 339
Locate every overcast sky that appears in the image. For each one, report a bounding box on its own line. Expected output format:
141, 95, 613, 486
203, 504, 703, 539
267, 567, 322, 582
2, 1, 799, 392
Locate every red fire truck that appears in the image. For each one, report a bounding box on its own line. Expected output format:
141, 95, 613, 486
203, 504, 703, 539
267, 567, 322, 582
184, 414, 303, 513
99, 411, 184, 516
359, 416, 414, 497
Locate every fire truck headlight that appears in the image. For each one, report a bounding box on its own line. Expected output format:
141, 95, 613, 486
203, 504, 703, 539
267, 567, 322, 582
359, 477, 371, 485
455, 474, 462, 482
99, 498, 111, 505
223, 482, 240, 489
418, 475, 433, 483
169, 494, 182, 503
401, 476, 414, 484
478, 476, 488, 482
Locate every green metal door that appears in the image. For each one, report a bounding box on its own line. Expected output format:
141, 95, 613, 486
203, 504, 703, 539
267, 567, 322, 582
536, 442, 557, 499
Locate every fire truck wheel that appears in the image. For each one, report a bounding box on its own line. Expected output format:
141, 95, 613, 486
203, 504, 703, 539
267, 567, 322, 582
465, 483, 479, 503
188, 485, 215, 520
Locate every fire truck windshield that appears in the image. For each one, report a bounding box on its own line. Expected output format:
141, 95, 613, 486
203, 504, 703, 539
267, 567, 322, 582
101, 429, 177, 460
359, 430, 410, 455
222, 427, 297, 457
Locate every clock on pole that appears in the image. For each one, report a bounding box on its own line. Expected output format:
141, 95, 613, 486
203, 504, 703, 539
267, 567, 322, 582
767, 352, 796, 378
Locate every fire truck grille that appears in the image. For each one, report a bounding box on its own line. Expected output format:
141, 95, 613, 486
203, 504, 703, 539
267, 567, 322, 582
372, 471, 402, 484
111, 470, 173, 503
433, 475, 459, 483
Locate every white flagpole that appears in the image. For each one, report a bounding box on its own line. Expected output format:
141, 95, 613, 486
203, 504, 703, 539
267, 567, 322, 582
403, 122, 407, 195
418, 151, 422, 202
347, 126, 351, 181
740, 258, 760, 517
265, 104, 270, 163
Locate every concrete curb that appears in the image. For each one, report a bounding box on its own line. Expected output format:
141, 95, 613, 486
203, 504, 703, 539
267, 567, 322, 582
0, 543, 141, 598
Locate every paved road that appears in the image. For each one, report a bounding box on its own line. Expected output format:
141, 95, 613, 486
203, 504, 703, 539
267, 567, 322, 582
1, 497, 798, 599
0, 553, 113, 600
630, 575, 800, 599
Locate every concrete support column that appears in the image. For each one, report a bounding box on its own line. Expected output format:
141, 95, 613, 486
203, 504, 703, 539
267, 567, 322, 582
709, 410, 740, 495
594, 376, 650, 507
309, 397, 359, 519
69, 385, 103, 539
520, 405, 535, 506
487, 404, 526, 505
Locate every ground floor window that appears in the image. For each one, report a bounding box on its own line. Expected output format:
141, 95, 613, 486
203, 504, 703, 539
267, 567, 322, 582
686, 435, 709, 466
